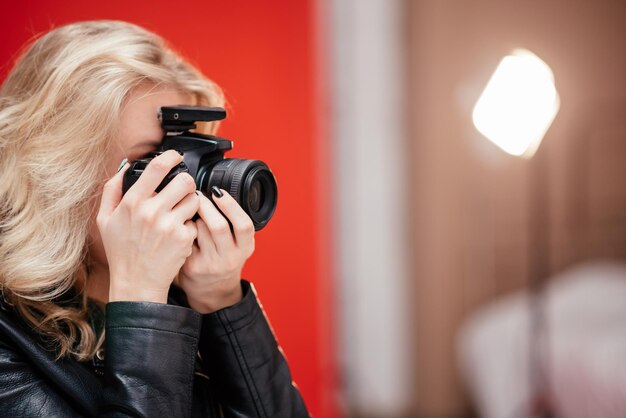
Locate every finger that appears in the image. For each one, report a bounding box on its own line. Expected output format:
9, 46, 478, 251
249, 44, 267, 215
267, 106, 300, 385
184, 219, 198, 241
194, 217, 217, 254
125, 150, 183, 200
197, 193, 236, 255
171, 192, 201, 222
98, 161, 130, 219
183, 220, 198, 256
152, 172, 197, 210
210, 188, 255, 245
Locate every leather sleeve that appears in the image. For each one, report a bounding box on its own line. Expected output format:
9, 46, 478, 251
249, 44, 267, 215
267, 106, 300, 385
101, 302, 201, 417
198, 280, 310, 418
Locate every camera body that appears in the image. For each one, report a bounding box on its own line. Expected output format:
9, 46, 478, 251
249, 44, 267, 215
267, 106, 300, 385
122, 106, 277, 230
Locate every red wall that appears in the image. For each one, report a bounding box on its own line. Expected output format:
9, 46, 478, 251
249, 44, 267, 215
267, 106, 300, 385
0, 2, 336, 417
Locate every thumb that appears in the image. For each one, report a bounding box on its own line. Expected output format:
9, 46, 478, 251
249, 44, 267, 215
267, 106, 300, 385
98, 161, 129, 219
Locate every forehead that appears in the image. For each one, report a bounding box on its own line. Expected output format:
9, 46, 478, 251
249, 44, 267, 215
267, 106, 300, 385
117, 85, 192, 149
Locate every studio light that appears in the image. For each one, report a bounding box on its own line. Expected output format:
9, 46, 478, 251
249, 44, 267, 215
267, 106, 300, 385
472, 49, 560, 158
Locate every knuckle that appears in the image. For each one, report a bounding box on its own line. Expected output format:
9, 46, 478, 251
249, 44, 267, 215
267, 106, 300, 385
149, 158, 170, 173
234, 220, 254, 235
138, 206, 159, 224
178, 173, 195, 185
170, 226, 188, 242
160, 219, 178, 234
121, 194, 139, 211
179, 175, 197, 193
210, 221, 230, 235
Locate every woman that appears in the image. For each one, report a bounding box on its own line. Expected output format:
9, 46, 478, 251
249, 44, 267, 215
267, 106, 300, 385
0, 20, 309, 417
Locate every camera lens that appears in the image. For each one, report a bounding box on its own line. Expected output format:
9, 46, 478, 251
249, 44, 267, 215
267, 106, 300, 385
248, 178, 263, 213
203, 159, 277, 230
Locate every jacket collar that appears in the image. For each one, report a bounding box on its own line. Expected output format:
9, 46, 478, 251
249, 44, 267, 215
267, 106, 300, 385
0, 300, 102, 417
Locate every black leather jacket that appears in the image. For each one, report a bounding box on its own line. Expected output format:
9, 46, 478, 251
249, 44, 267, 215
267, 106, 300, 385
0, 280, 309, 417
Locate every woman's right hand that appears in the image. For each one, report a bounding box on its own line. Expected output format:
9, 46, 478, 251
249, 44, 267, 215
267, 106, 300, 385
96, 150, 200, 304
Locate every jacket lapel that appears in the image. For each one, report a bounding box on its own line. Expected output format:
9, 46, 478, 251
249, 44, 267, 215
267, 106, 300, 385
0, 306, 102, 417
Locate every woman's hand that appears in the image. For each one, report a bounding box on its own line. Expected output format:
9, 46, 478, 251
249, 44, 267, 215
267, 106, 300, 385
179, 187, 255, 313
97, 150, 199, 304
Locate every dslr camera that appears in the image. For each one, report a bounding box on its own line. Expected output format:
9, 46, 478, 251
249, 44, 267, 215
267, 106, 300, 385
122, 106, 277, 230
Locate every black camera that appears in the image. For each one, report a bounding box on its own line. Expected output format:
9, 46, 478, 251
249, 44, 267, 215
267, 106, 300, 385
122, 105, 277, 230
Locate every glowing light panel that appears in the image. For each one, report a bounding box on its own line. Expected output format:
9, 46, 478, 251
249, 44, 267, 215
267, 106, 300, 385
472, 49, 560, 158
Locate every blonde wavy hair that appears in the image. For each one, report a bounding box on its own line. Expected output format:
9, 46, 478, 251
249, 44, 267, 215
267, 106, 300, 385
0, 20, 224, 360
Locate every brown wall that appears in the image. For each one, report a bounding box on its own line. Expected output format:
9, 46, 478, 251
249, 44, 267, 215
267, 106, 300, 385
406, 0, 626, 416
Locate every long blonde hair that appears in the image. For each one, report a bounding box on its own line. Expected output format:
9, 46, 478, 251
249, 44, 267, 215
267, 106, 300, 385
0, 20, 224, 360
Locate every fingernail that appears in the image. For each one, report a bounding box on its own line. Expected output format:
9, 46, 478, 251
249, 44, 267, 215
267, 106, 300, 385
117, 158, 128, 172
176, 150, 184, 156
211, 186, 223, 198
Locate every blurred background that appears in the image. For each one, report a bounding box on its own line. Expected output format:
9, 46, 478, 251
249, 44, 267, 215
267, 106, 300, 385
2, 1, 625, 417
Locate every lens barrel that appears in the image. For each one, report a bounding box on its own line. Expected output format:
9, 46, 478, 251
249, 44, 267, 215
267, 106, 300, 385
202, 159, 277, 230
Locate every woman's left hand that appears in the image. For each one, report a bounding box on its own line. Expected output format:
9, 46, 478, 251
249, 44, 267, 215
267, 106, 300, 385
179, 188, 255, 313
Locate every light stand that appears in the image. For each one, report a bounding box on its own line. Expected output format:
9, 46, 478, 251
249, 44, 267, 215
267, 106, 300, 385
527, 149, 555, 418
472, 48, 560, 418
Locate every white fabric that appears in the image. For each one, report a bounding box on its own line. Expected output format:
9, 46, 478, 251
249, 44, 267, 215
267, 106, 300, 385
458, 261, 626, 418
